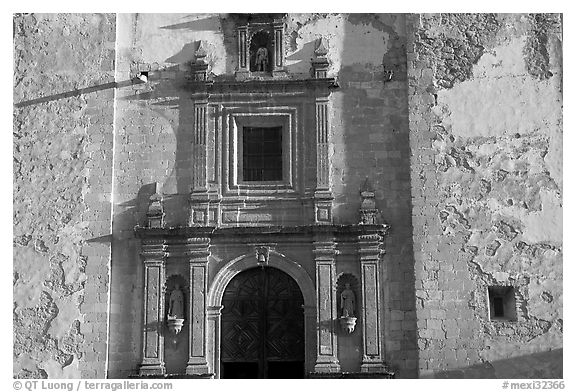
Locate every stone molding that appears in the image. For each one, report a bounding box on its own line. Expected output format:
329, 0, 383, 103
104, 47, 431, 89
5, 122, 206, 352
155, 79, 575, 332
136, 223, 389, 377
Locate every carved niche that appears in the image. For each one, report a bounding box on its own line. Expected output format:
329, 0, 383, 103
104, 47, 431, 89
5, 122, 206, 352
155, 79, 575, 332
165, 275, 188, 338
236, 14, 286, 77
336, 274, 360, 334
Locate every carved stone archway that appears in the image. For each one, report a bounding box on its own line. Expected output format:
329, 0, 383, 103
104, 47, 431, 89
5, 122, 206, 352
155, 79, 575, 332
206, 251, 316, 378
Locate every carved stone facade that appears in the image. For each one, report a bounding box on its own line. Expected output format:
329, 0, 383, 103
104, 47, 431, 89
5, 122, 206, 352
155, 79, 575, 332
13, 13, 562, 380
130, 15, 392, 377
136, 224, 389, 378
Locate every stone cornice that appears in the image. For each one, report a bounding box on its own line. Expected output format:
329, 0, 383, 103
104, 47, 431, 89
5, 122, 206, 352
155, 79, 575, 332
184, 77, 339, 96
135, 223, 388, 242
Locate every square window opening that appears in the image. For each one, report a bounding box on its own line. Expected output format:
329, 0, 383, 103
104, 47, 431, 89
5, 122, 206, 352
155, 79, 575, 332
242, 126, 283, 182
488, 286, 517, 322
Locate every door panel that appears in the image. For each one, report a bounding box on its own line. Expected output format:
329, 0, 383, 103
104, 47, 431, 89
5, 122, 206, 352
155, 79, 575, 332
221, 267, 304, 378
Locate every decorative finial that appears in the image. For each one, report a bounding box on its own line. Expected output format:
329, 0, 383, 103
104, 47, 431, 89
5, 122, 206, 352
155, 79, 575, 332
359, 177, 379, 225
195, 40, 208, 64
190, 40, 209, 81
146, 183, 165, 228
315, 37, 329, 57
311, 37, 330, 79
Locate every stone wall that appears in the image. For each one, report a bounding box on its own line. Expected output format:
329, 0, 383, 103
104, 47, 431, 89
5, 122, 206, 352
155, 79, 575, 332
407, 13, 563, 378
323, 13, 416, 377
13, 14, 116, 378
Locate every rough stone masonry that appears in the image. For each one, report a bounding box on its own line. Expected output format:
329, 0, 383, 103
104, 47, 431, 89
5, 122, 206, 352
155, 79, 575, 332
407, 13, 562, 378
13, 13, 562, 379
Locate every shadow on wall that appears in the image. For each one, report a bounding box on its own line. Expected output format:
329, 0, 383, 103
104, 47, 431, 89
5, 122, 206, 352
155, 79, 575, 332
160, 15, 241, 76
14, 79, 138, 108
430, 348, 563, 379
285, 40, 317, 76
165, 42, 198, 64
119, 66, 195, 201
159, 15, 221, 31
108, 60, 201, 376
336, 14, 417, 378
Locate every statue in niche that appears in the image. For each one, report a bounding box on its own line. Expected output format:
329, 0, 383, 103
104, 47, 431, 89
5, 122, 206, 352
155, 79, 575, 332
168, 284, 184, 319
255, 46, 269, 71
340, 283, 356, 317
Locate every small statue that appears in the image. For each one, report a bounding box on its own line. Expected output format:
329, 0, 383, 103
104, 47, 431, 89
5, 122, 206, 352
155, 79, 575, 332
168, 284, 184, 319
255, 47, 268, 71
341, 283, 355, 317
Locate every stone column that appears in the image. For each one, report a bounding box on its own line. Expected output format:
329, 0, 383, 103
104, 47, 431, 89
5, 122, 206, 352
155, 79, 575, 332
191, 100, 210, 226
186, 237, 211, 375
236, 25, 249, 77
303, 305, 317, 374
139, 239, 167, 376
192, 101, 208, 193
313, 234, 340, 373
206, 305, 223, 378
314, 99, 333, 224
272, 19, 285, 76
359, 233, 385, 372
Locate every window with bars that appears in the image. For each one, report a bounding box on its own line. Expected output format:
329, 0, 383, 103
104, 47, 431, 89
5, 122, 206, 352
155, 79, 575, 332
242, 126, 283, 182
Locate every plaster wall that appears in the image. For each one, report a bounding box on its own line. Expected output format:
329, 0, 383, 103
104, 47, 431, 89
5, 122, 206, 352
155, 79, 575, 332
13, 13, 116, 378
407, 13, 562, 378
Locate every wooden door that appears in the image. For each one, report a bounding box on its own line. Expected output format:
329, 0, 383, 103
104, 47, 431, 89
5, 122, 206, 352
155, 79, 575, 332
220, 267, 305, 378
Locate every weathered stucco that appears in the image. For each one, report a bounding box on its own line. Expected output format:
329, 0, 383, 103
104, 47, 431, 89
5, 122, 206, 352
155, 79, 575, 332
408, 13, 562, 378
13, 13, 116, 379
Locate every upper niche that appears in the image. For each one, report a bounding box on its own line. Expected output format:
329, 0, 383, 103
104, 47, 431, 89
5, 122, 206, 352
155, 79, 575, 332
250, 30, 273, 73
235, 14, 286, 77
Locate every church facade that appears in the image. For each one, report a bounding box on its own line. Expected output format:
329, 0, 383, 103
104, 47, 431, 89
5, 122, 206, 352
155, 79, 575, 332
13, 13, 563, 379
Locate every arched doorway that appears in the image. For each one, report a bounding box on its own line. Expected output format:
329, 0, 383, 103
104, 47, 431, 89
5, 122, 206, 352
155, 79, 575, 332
220, 267, 305, 378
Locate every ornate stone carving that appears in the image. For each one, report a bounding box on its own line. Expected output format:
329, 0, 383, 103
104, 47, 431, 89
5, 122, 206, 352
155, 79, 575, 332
190, 40, 209, 81
135, 224, 389, 377
315, 37, 329, 57
314, 96, 333, 225
359, 178, 380, 225
192, 102, 208, 192
339, 283, 357, 334
168, 285, 185, 320
341, 284, 356, 318
313, 234, 340, 373
165, 275, 188, 342
337, 274, 359, 334
147, 190, 164, 229
186, 237, 211, 376
255, 246, 270, 266
237, 25, 249, 76
195, 40, 207, 63
358, 231, 386, 373
139, 254, 167, 376
312, 37, 330, 79
255, 46, 269, 71
235, 14, 286, 78
272, 19, 285, 74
